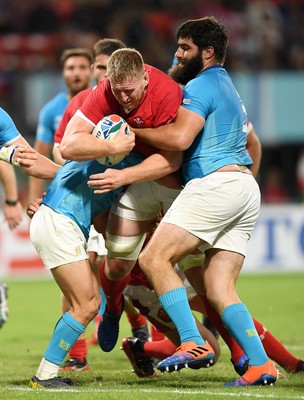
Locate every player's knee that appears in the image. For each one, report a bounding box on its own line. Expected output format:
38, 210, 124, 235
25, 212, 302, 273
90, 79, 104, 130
105, 231, 146, 261
138, 248, 154, 275
107, 258, 134, 279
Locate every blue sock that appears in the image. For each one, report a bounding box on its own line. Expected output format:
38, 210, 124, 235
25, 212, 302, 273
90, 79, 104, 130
221, 303, 268, 366
44, 311, 86, 365
159, 287, 205, 345
98, 287, 106, 316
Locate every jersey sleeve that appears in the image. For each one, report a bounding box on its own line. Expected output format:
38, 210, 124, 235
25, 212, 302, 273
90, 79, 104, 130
152, 76, 183, 127
182, 76, 215, 119
0, 107, 21, 145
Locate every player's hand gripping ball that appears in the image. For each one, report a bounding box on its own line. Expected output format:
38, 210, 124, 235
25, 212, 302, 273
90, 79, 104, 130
92, 114, 130, 165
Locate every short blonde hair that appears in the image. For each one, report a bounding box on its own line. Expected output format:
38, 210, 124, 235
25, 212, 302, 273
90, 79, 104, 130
107, 48, 144, 82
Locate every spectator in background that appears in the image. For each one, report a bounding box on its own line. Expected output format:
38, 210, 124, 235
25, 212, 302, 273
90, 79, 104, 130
261, 166, 289, 203
28, 47, 92, 202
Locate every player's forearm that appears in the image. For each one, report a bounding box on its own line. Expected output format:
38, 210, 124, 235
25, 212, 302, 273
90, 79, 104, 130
61, 133, 116, 161
121, 151, 183, 185
134, 126, 182, 151
0, 161, 18, 200
23, 155, 60, 180
60, 115, 116, 161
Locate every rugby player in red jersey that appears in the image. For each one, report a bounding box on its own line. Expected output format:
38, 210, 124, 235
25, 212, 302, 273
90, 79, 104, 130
53, 40, 150, 372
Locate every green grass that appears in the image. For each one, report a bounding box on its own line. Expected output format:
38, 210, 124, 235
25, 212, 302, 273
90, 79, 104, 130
0, 273, 303, 400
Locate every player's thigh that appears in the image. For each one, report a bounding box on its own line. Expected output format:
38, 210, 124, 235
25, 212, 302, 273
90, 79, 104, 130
52, 259, 99, 308
30, 204, 88, 270
141, 221, 202, 266
107, 182, 180, 236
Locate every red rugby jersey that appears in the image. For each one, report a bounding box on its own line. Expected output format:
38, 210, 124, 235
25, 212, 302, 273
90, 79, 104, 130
78, 64, 182, 157
54, 86, 94, 144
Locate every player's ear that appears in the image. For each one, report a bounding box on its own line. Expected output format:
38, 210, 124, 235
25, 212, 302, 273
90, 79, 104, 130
143, 71, 149, 87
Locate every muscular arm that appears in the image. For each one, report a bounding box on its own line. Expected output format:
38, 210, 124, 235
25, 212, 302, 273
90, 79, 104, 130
246, 123, 262, 178
134, 106, 205, 151
88, 150, 183, 193
52, 144, 66, 166
60, 115, 135, 161
11, 137, 60, 180
28, 139, 53, 200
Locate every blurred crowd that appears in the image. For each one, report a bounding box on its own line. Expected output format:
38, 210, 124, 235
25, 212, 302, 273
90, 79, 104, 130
0, 0, 304, 72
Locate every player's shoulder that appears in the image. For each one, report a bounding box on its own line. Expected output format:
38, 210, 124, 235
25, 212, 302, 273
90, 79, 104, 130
40, 91, 69, 114
0, 107, 20, 144
0, 107, 11, 124
145, 64, 181, 94
68, 87, 92, 109
146, 64, 176, 83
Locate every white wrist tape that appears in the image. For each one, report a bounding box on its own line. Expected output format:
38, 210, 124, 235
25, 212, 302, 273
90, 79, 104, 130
0, 145, 20, 166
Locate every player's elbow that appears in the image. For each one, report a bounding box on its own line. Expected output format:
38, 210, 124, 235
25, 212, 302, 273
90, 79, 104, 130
171, 134, 193, 151
60, 142, 73, 160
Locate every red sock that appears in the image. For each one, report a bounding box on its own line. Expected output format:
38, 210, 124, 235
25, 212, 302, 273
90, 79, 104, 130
126, 312, 147, 329
150, 325, 165, 342
99, 260, 130, 314
201, 295, 244, 363
143, 338, 176, 360
94, 315, 102, 332
253, 317, 300, 372
69, 339, 87, 362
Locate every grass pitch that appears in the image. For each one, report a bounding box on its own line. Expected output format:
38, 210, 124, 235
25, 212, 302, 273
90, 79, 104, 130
0, 273, 303, 400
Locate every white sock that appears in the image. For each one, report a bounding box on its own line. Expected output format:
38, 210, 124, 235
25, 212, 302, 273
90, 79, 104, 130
36, 357, 60, 380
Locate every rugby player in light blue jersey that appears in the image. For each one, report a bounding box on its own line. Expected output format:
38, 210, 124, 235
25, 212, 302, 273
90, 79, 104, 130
28, 48, 92, 201
135, 17, 278, 387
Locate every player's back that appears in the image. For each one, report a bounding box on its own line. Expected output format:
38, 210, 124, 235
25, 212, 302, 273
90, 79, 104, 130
182, 67, 252, 182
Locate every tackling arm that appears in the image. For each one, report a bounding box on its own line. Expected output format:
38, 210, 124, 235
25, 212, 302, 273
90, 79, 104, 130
11, 136, 59, 180
134, 106, 205, 151
88, 150, 183, 193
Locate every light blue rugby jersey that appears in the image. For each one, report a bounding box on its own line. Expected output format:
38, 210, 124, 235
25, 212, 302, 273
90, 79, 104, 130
36, 92, 69, 144
42, 152, 145, 240
0, 107, 21, 145
181, 66, 252, 183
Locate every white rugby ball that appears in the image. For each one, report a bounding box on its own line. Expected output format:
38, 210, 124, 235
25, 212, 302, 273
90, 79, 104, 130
92, 114, 130, 165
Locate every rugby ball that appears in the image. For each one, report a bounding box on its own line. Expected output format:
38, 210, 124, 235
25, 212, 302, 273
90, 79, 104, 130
92, 114, 130, 165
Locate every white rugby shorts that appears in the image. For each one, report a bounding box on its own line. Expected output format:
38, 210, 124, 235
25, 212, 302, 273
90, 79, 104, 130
111, 181, 181, 221
30, 204, 88, 269
87, 225, 107, 256
162, 172, 261, 256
